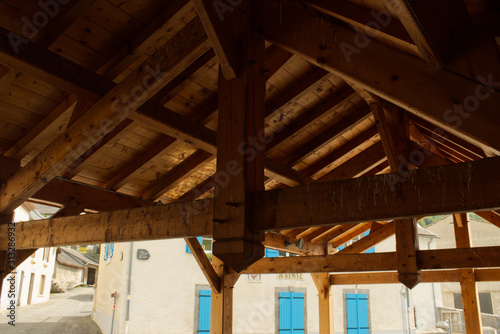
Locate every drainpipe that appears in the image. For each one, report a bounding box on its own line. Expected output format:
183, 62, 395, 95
110, 291, 117, 334
125, 242, 133, 334
401, 287, 409, 334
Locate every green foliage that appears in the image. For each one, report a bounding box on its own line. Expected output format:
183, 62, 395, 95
418, 215, 449, 227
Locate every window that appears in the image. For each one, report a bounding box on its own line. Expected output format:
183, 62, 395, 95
104, 243, 114, 262
39, 275, 46, 295
186, 237, 212, 254
454, 292, 493, 314
345, 292, 370, 334
278, 291, 305, 334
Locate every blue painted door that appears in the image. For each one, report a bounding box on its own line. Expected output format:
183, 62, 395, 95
346, 293, 369, 334
279, 292, 305, 334
198, 289, 211, 333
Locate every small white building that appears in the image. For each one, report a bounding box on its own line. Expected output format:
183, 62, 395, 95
51, 247, 99, 292
0, 204, 57, 309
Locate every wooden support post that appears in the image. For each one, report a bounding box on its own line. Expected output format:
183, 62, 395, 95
460, 269, 483, 333
311, 273, 334, 334
395, 218, 422, 289
453, 213, 471, 248
211, 256, 239, 334
212, 2, 266, 272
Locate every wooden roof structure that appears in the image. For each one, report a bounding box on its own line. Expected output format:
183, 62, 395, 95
0, 0, 499, 332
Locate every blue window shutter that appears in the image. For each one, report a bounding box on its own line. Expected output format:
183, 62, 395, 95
265, 249, 280, 258
104, 244, 109, 261
364, 231, 375, 253
291, 293, 305, 334
198, 290, 211, 333
109, 243, 114, 257
346, 293, 369, 334
186, 237, 203, 253
279, 292, 304, 334
279, 292, 292, 334
338, 244, 345, 251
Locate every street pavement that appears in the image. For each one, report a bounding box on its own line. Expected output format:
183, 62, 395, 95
0, 287, 101, 334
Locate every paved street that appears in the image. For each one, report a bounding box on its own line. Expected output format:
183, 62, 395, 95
0, 287, 101, 334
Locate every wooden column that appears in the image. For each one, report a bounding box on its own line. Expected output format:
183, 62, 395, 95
460, 269, 483, 333
395, 218, 422, 289
211, 256, 240, 334
311, 273, 334, 334
212, 2, 266, 272
454, 213, 483, 333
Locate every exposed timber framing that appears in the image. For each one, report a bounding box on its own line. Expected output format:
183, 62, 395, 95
254, 157, 500, 231
395, 218, 422, 288
311, 273, 334, 334
254, 0, 500, 155
186, 237, 221, 293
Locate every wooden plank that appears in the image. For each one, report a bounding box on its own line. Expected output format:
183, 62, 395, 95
318, 141, 386, 183
369, 102, 400, 171
185, 237, 221, 293
279, 104, 372, 167
255, 0, 500, 155
212, 13, 266, 271
32, 177, 154, 212
192, 0, 239, 79
0, 18, 211, 214
395, 218, 421, 288
330, 223, 371, 248
4, 96, 78, 160
418, 247, 500, 269
33, 0, 97, 49
474, 268, 500, 282
474, 210, 500, 229
263, 232, 325, 256
254, 157, 500, 231
311, 273, 334, 334
0, 199, 213, 250
459, 269, 483, 333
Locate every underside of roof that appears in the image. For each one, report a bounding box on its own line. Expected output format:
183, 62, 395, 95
0, 0, 499, 282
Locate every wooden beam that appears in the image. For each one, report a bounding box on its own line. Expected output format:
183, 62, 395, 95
32, 177, 154, 212
255, 0, 500, 155
254, 157, 500, 232
243, 246, 500, 274
212, 8, 266, 271
193, 0, 239, 79
311, 273, 334, 334
211, 256, 239, 334
395, 218, 421, 289
0, 199, 213, 250
330, 270, 462, 285
0, 18, 211, 214
186, 237, 221, 293
459, 269, 483, 333
336, 222, 394, 254
454, 213, 471, 248
474, 210, 500, 229
263, 232, 325, 256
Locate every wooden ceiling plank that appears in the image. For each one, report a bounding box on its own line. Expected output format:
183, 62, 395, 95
4, 95, 78, 160
0, 18, 211, 214
33, 0, 97, 49
98, 0, 194, 81
330, 223, 371, 248
317, 141, 386, 183
337, 222, 395, 254
280, 104, 373, 167
255, 0, 500, 155
254, 156, 500, 231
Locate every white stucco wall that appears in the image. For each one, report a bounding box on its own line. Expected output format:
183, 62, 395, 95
0, 207, 56, 310
51, 262, 84, 291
